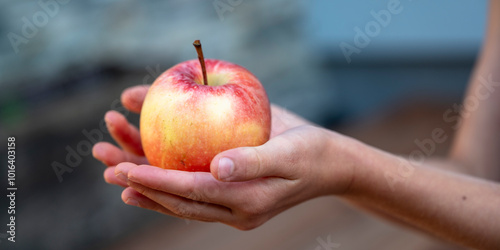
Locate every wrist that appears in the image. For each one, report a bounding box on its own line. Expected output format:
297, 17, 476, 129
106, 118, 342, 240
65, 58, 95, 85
320, 129, 400, 198
318, 129, 364, 196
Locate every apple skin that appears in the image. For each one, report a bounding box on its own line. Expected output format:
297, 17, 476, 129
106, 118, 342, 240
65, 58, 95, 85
140, 59, 271, 172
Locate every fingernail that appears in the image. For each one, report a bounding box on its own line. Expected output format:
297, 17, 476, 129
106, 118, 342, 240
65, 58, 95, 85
125, 198, 139, 206
218, 157, 234, 180
115, 172, 128, 183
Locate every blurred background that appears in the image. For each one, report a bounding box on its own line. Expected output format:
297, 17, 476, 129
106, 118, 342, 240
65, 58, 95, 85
0, 0, 487, 249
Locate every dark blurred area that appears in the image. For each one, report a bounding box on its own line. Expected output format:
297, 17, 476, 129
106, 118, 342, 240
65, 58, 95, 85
0, 0, 487, 249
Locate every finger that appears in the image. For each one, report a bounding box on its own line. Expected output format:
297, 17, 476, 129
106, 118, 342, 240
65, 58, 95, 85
114, 162, 138, 182
270, 104, 310, 137
105, 110, 144, 156
211, 130, 304, 182
124, 164, 292, 226
126, 165, 223, 203
124, 165, 278, 210
103, 167, 128, 187
93, 142, 148, 166
121, 85, 149, 114
127, 181, 230, 222
121, 187, 181, 217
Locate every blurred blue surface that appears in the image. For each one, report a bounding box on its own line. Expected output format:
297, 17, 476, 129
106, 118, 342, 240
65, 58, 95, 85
304, 0, 487, 61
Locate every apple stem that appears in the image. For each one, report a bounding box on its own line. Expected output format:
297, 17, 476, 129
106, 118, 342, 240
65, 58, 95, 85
193, 40, 208, 86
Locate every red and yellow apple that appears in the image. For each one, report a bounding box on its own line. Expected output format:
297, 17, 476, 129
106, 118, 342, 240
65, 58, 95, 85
140, 41, 271, 172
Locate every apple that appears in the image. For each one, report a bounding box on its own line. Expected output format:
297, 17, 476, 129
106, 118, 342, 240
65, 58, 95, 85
140, 40, 271, 172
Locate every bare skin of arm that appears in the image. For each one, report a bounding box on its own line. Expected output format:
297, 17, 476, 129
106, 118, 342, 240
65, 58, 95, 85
450, 0, 500, 181
92, 1, 500, 249
346, 2, 500, 245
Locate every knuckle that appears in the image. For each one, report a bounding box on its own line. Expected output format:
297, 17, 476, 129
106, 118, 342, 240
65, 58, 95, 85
136, 187, 148, 197
170, 201, 196, 218
271, 135, 302, 166
238, 197, 270, 218
185, 192, 201, 201
185, 173, 206, 202
246, 147, 263, 177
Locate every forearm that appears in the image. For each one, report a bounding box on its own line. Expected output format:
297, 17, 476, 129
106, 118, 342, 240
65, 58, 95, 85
331, 135, 500, 249
344, 158, 468, 233
450, 0, 500, 180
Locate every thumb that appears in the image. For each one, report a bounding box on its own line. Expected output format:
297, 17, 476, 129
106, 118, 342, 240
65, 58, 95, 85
210, 136, 299, 182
